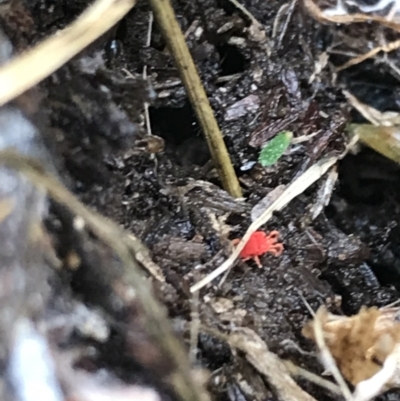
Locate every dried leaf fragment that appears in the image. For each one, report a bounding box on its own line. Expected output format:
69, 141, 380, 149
344, 90, 400, 165
349, 124, 400, 165
303, 306, 400, 400
224, 94, 260, 121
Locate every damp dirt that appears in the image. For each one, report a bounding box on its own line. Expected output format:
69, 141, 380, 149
2, 1, 400, 401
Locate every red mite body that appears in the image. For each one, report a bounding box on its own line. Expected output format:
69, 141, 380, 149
232, 230, 283, 268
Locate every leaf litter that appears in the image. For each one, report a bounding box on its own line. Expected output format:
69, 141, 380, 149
1, 0, 400, 401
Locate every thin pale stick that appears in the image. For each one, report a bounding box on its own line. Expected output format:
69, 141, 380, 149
189, 289, 200, 364
0, 0, 137, 107
190, 155, 338, 293
284, 360, 342, 396
337, 40, 400, 71
227, 0, 264, 29
143, 11, 154, 137
313, 309, 354, 401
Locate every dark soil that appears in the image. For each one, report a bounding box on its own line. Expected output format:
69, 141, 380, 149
2, 0, 400, 400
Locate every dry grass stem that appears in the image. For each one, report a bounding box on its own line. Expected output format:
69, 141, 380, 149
272, 3, 290, 39
227, 0, 265, 30
284, 361, 342, 396
337, 39, 400, 71
148, 0, 242, 198
303, 0, 400, 32
344, 90, 400, 126
0, 0, 137, 107
277, 0, 298, 48
189, 289, 200, 364
143, 11, 154, 137
312, 308, 355, 401
190, 154, 338, 292
303, 0, 400, 71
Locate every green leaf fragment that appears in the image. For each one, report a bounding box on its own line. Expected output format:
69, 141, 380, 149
258, 131, 293, 167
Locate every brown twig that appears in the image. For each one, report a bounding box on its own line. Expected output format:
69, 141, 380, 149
336, 39, 400, 71
199, 324, 319, 401
148, 0, 242, 198
0, 0, 137, 107
228, 328, 318, 401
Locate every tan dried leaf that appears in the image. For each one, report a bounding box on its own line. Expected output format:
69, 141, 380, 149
303, 306, 400, 400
